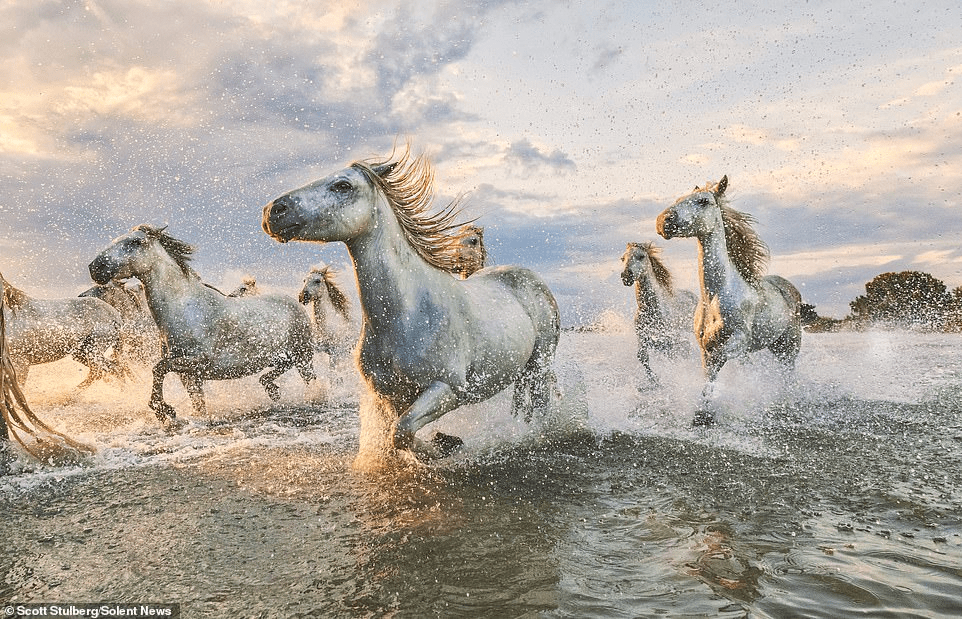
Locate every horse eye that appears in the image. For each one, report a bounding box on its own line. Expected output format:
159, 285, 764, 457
330, 180, 353, 194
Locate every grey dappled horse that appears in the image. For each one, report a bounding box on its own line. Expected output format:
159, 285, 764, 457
1, 273, 126, 389
657, 175, 802, 425
298, 264, 353, 367
263, 147, 560, 463
620, 241, 696, 385
88, 225, 316, 427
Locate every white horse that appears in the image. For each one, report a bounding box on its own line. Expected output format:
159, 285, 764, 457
298, 264, 353, 367
262, 147, 560, 462
620, 241, 696, 385
80, 278, 161, 366
1, 273, 126, 389
656, 175, 802, 425
450, 224, 487, 278
88, 225, 316, 427
1, 273, 94, 468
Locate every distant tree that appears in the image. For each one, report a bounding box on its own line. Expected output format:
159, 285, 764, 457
849, 271, 951, 329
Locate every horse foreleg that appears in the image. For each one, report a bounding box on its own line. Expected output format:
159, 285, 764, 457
393, 381, 462, 459
149, 358, 178, 424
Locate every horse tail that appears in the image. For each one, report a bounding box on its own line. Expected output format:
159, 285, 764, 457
763, 275, 802, 364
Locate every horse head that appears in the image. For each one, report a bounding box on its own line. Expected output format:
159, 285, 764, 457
621, 242, 673, 293
299, 264, 350, 319
451, 225, 486, 278
656, 175, 728, 240
89, 225, 195, 285
621, 242, 648, 286
262, 164, 385, 245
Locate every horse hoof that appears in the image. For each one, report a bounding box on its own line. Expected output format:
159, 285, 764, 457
163, 416, 187, 433
692, 410, 715, 427
431, 432, 464, 456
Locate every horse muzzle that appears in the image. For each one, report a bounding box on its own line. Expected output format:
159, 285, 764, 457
655, 211, 675, 239
88, 255, 118, 285
262, 196, 302, 243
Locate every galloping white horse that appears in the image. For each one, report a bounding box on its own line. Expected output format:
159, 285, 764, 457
298, 264, 353, 366
262, 147, 560, 462
656, 176, 801, 425
620, 241, 696, 385
1, 273, 126, 389
1, 273, 94, 467
88, 225, 316, 427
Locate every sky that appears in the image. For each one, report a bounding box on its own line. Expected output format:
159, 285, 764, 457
1, 0, 960, 325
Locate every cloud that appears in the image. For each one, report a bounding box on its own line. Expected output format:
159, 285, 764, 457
503, 138, 577, 177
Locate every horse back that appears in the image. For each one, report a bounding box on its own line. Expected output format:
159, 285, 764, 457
474, 265, 560, 343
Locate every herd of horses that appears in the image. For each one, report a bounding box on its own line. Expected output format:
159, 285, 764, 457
0, 146, 802, 468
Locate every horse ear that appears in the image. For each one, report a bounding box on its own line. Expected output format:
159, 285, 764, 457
716, 175, 728, 195
372, 161, 398, 178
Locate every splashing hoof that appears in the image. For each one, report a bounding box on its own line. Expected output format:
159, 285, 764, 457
261, 380, 281, 402
163, 416, 188, 434
692, 409, 715, 428
431, 432, 464, 456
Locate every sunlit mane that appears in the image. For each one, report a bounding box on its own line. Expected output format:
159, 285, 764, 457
134, 224, 201, 280
308, 265, 350, 319
352, 147, 474, 272
635, 242, 673, 294
697, 179, 770, 283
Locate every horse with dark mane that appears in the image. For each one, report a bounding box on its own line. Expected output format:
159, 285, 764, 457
88, 225, 316, 427
298, 264, 353, 367
620, 241, 696, 385
657, 175, 802, 425
263, 146, 560, 465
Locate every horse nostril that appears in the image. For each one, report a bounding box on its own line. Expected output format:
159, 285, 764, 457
271, 195, 294, 215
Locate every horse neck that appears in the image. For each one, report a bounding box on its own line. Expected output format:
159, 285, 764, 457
695, 226, 749, 299
136, 254, 203, 319
344, 200, 453, 332
634, 271, 665, 321
311, 293, 333, 330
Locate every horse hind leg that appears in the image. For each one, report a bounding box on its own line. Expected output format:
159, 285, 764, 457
769, 326, 802, 367
259, 359, 294, 401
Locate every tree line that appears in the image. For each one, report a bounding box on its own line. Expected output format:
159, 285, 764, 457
802, 270, 962, 332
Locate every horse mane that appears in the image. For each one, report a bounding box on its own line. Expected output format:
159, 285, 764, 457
133, 224, 201, 280
351, 146, 474, 272
309, 265, 350, 320
700, 178, 770, 283
636, 242, 673, 294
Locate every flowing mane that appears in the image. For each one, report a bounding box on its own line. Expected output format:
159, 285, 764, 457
697, 179, 770, 283
636, 242, 673, 294
133, 224, 201, 280
308, 265, 350, 319
351, 147, 474, 272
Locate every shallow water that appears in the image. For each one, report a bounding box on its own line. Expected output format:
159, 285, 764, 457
1, 329, 961, 618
